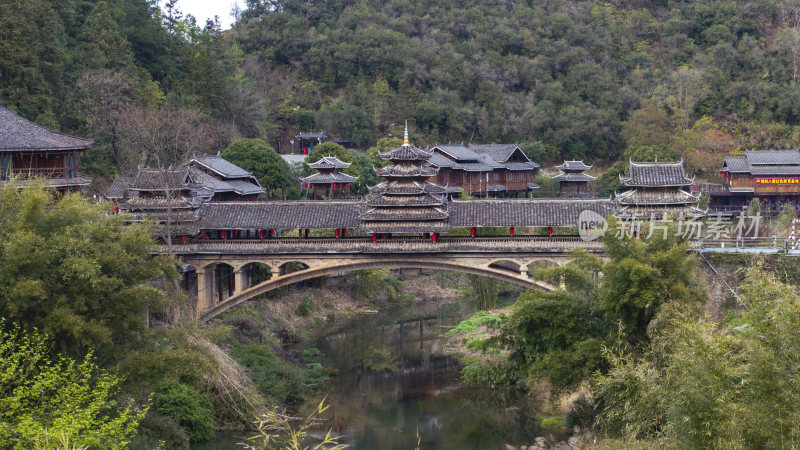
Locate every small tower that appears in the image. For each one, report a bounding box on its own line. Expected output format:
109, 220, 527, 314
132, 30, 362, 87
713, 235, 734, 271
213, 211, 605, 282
300, 156, 358, 199
552, 160, 596, 196
359, 124, 449, 234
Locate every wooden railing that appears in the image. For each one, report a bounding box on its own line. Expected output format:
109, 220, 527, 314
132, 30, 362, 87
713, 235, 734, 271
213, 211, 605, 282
11, 168, 68, 178
159, 235, 605, 255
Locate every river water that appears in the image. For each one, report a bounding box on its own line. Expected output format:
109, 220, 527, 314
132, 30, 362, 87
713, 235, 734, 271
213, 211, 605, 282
196, 296, 555, 449
297, 301, 550, 450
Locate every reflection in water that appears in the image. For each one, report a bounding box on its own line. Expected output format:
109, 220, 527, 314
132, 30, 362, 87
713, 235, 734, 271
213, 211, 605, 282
307, 309, 545, 450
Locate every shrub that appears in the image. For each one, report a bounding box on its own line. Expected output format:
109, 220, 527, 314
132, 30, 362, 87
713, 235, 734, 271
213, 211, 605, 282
155, 380, 215, 442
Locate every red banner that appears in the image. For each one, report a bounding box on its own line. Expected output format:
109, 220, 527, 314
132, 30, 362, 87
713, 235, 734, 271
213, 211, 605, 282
755, 178, 800, 185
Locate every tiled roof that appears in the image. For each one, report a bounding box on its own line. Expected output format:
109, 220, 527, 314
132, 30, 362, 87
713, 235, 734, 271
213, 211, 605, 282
435, 144, 479, 161
0, 105, 93, 152
552, 172, 596, 182
198, 201, 362, 230
129, 168, 192, 190
300, 172, 358, 184
2, 176, 92, 188
191, 154, 252, 178
615, 189, 699, 205
745, 150, 800, 165
360, 207, 449, 221
376, 164, 438, 178
722, 151, 800, 175
555, 160, 592, 171
447, 199, 614, 227
722, 156, 750, 173
380, 144, 433, 161
307, 156, 351, 170
296, 133, 327, 139
749, 166, 800, 175
105, 176, 127, 199
470, 144, 522, 163
506, 162, 537, 171
193, 170, 264, 195
619, 160, 694, 187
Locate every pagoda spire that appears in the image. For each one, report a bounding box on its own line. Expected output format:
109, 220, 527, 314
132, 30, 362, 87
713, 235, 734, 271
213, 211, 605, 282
403, 120, 409, 145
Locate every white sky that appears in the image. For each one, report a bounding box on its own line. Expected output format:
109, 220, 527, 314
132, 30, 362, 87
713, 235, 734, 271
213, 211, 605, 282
174, 0, 241, 30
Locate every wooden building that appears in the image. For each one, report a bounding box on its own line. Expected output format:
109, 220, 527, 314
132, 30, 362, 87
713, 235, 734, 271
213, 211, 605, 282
428, 143, 539, 197
0, 105, 92, 191
552, 160, 595, 196
715, 150, 800, 214
300, 156, 358, 199
615, 160, 703, 218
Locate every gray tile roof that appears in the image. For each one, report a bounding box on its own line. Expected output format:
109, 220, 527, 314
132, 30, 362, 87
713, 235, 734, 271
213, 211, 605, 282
722, 156, 750, 173
192, 154, 252, 178
429, 147, 502, 171
380, 144, 433, 161
552, 172, 596, 182
506, 162, 537, 171
296, 133, 327, 139
447, 199, 614, 227
105, 176, 127, 199
300, 172, 358, 184
198, 201, 362, 230
0, 105, 93, 152
619, 160, 694, 187
193, 170, 265, 196
555, 160, 592, 171
470, 144, 518, 162
744, 150, 800, 165
307, 156, 351, 170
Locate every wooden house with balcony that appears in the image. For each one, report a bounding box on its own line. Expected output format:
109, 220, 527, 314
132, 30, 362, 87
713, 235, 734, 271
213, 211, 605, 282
716, 150, 800, 215
0, 105, 92, 191
428, 143, 539, 197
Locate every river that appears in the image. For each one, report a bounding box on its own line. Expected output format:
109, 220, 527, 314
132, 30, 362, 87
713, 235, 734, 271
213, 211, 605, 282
196, 295, 559, 449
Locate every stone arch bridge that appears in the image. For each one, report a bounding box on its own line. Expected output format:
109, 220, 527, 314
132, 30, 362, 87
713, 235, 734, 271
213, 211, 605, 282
170, 236, 604, 321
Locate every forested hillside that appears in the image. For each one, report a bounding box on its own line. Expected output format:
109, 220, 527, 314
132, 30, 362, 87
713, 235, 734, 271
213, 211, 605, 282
4, 0, 800, 174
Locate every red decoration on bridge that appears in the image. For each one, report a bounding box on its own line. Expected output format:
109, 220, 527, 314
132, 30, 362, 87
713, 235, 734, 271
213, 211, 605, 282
509, 227, 515, 236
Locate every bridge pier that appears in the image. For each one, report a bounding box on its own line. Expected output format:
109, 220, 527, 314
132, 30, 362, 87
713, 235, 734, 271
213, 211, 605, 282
234, 268, 246, 296
196, 266, 212, 316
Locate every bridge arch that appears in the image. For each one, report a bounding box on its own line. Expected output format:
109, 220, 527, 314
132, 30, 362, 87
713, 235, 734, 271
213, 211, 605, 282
197, 258, 558, 321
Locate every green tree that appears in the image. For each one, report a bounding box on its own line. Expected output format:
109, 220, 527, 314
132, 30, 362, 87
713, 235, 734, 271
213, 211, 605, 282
596, 265, 800, 447
0, 323, 148, 449
222, 138, 291, 198
366, 137, 402, 168
0, 184, 170, 361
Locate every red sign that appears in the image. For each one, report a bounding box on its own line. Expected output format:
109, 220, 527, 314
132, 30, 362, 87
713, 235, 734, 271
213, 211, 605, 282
754, 178, 800, 185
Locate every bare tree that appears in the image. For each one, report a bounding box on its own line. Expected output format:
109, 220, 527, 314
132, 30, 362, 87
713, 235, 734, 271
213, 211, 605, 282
123, 104, 211, 254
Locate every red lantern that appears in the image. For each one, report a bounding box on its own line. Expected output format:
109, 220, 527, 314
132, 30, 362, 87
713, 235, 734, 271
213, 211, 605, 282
342, 227, 347, 236
221, 230, 227, 238
372, 234, 377, 242
270, 229, 275, 237
432, 233, 438, 242
346, 183, 350, 189
259, 230, 264, 239
510, 227, 515, 236
547, 226, 553, 236
200, 232, 205, 239
305, 228, 310, 238
470, 227, 476, 236
112, 205, 118, 213
235, 229, 239, 237
334, 229, 340, 237
182, 235, 187, 244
